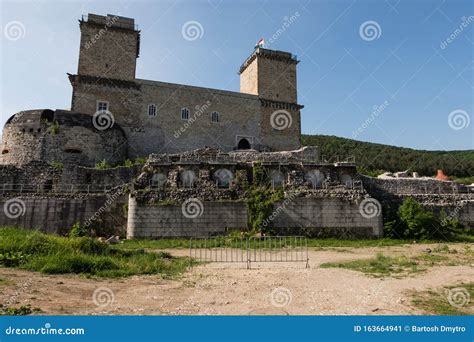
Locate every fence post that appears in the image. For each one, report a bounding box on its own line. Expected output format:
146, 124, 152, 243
246, 238, 250, 269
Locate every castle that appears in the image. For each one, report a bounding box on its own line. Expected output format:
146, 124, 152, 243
0, 14, 471, 239
1, 14, 302, 167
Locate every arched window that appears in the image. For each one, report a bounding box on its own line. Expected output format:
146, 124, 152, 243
181, 108, 189, 120
148, 104, 157, 117
211, 111, 219, 123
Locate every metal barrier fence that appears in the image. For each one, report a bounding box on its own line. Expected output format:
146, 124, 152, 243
189, 236, 309, 269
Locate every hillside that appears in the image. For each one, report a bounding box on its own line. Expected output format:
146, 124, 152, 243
301, 135, 474, 178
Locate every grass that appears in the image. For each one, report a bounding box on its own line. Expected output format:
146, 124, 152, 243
320, 248, 473, 278
118, 237, 419, 251
0, 304, 42, 316
410, 283, 473, 315
0, 277, 13, 286
0, 227, 192, 278
320, 253, 423, 277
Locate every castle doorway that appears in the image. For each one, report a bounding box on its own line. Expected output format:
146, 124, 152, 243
237, 138, 251, 150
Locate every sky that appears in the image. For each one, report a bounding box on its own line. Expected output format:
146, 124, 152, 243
0, 0, 473, 151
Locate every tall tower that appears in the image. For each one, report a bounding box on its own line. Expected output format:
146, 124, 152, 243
239, 48, 302, 151
77, 14, 140, 81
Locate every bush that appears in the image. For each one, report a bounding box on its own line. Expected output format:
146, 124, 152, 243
68, 222, 89, 238
95, 160, 111, 170
385, 197, 457, 240
246, 186, 284, 234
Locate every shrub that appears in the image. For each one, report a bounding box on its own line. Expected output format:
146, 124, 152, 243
48, 160, 64, 170
386, 197, 457, 240
246, 186, 284, 234
95, 159, 111, 170
68, 222, 89, 238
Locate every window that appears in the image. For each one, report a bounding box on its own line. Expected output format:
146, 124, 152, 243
181, 108, 189, 120
97, 101, 109, 113
148, 104, 157, 117
211, 111, 219, 123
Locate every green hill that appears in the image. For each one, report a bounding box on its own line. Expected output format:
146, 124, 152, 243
301, 134, 474, 179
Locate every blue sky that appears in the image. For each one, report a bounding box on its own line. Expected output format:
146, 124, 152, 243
1, 0, 473, 151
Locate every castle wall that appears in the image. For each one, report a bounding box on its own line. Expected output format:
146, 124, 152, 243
0, 195, 127, 235
0, 111, 128, 167
260, 106, 301, 151
0, 121, 44, 165
361, 176, 465, 195
360, 175, 473, 228
127, 196, 383, 239
257, 58, 298, 103
77, 16, 139, 81
71, 79, 265, 156
127, 197, 248, 238
271, 197, 383, 238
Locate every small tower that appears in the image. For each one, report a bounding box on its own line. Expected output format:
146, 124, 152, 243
239, 48, 298, 103
239, 48, 302, 151
77, 14, 140, 81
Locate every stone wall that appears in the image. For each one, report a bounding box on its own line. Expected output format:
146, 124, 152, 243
272, 197, 383, 238
0, 110, 128, 167
0, 195, 127, 235
239, 48, 298, 103
127, 196, 383, 239
127, 196, 248, 238
360, 175, 473, 228
77, 14, 139, 81
361, 175, 466, 196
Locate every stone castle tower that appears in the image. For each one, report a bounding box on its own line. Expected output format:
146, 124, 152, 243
2, 13, 303, 167
77, 14, 140, 81
70, 13, 302, 157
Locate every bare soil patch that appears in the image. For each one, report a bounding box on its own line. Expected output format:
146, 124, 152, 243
1, 243, 472, 315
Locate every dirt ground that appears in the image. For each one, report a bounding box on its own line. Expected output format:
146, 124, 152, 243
1, 243, 473, 315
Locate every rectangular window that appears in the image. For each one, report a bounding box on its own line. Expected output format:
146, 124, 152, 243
97, 101, 109, 113
148, 104, 157, 117
181, 108, 189, 120
211, 111, 219, 123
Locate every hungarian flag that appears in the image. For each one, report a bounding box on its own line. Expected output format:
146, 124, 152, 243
255, 38, 265, 48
